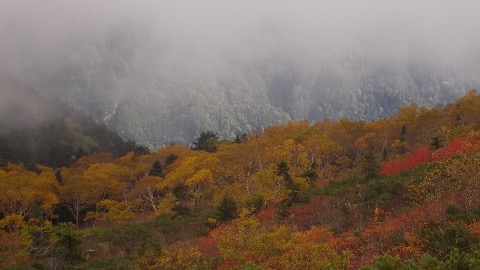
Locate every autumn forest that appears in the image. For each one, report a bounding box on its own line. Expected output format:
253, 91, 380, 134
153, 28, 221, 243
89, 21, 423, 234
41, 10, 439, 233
1, 91, 480, 269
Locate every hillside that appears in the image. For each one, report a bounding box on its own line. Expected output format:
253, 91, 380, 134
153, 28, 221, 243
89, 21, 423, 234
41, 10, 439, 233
1, 91, 480, 269
0, 74, 147, 168
5, 18, 480, 147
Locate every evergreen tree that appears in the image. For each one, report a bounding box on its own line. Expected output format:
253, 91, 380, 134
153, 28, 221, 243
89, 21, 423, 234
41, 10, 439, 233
430, 135, 443, 150
360, 149, 380, 180
276, 161, 300, 205
133, 143, 150, 156
234, 133, 247, 144
216, 196, 237, 222
52, 223, 83, 269
276, 161, 290, 177
55, 170, 64, 186
300, 170, 318, 183
171, 183, 190, 216
192, 131, 218, 153
382, 147, 388, 161
165, 154, 178, 166
148, 160, 164, 177
172, 183, 189, 201
400, 125, 407, 142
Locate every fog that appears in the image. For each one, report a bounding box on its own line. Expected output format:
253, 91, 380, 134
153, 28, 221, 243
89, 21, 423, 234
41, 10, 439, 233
2, 1, 479, 64
1, 1, 480, 146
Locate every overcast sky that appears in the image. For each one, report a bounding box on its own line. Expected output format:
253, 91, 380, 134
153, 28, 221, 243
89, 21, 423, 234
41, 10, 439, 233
1, 1, 480, 76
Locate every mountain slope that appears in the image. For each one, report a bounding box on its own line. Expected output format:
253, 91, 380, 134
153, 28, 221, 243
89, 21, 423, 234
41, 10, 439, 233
0, 74, 147, 167
1, 91, 480, 269
6, 21, 479, 147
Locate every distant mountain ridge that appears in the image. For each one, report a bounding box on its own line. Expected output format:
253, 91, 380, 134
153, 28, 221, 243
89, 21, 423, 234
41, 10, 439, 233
0, 74, 146, 167
6, 22, 480, 147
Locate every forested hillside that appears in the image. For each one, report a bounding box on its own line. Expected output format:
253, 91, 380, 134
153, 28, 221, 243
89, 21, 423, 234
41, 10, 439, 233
5, 17, 480, 147
0, 74, 147, 168
1, 91, 480, 269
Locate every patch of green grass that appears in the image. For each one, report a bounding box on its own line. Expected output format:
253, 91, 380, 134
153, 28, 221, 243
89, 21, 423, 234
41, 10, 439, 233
307, 177, 362, 197
96, 222, 153, 255
154, 209, 217, 235
79, 256, 134, 270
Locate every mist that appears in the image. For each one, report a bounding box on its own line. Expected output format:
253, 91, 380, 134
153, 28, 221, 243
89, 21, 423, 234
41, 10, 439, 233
2, 1, 480, 146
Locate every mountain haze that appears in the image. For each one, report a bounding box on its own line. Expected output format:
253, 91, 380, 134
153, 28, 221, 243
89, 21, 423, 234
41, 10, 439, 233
1, 1, 480, 146
0, 74, 146, 167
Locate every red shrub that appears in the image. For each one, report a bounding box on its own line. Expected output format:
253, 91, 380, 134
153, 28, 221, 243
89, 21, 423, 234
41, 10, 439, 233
381, 147, 431, 175
432, 135, 480, 160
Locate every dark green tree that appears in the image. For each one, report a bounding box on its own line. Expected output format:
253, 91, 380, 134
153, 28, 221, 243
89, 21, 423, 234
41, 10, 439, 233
133, 142, 150, 156
300, 170, 319, 183
234, 133, 247, 144
382, 147, 388, 161
246, 194, 264, 214
430, 135, 443, 150
148, 160, 164, 177
400, 125, 407, 142
165, 154, 178, 166
276, 161, 290, 176
216, 196, 237, 222
171, 204, 190, 217
276, 161, 300, 205
360, 149, 380, 180
172, 183, 189, 201
419, 221, 476, 258
171, 183, 190, 216
55, 170, 64, 186
192, 131, 218, 153
51, 223, 83, 269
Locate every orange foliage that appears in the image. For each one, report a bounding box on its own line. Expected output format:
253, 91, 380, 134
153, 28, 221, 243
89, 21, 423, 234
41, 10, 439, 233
314, 178, 331, 188
194, 235, 219, 258
256, 204, 277, 225
466, 221, 480, 237
2, 91, 480, 268
345, 197, 451, 268
388, 232, 424, 260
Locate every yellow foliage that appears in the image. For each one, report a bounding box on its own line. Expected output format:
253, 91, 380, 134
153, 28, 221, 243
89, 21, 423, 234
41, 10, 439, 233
158, 156, 199, 189
135, 246, 160, 269
213, 215, 350, 269
186, 169, 214, 187
250, 166, 285, 203
156, 193, 176, 215
293, 177, 310, 192
86, 199, 135, 224
276, 241, 351, 270
407, 179, 435, 204
83, 163, 130, 200
0, 214, 31, 267
150, 242, 205, 270
391, 139, 410, 154
0, 169, 60, 218
272, 139, 310, 171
